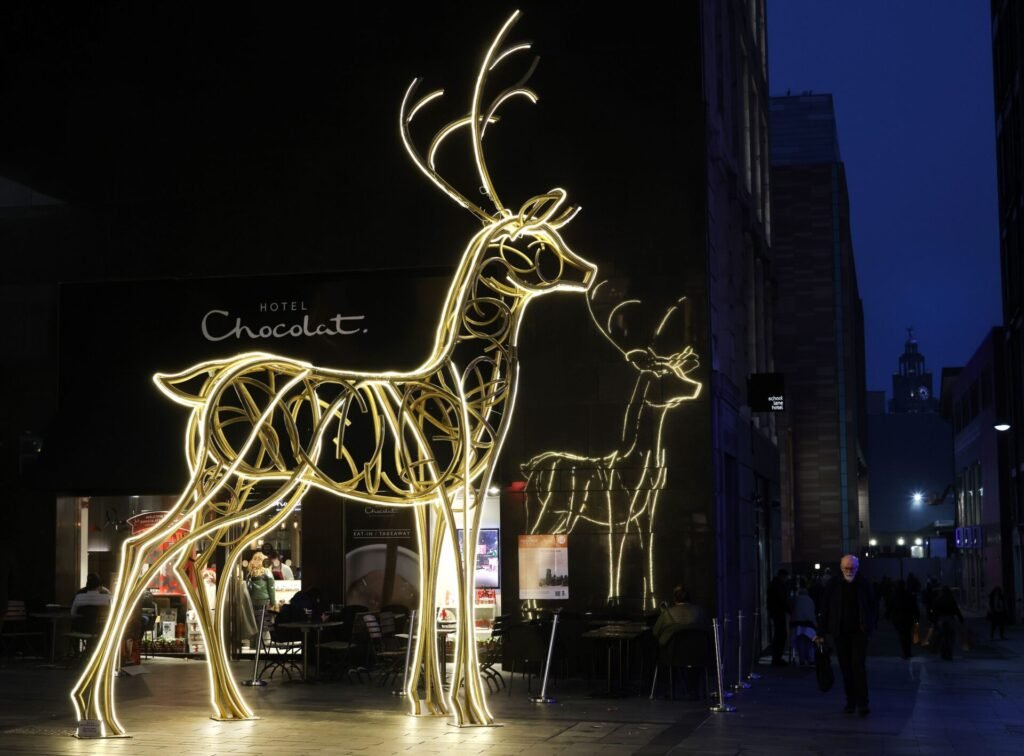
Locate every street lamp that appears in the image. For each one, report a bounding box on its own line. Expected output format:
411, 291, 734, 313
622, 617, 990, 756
868, 538, 877, 547
914, 537, 923, 546
912, 492, 923, 507
994, 420, 1011, 432
897, 537, 905, 546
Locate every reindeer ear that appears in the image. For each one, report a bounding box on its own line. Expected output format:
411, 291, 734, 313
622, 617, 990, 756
518, 188, 568, 225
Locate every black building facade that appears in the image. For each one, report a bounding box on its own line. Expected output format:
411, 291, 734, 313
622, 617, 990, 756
2, 4, 777, 660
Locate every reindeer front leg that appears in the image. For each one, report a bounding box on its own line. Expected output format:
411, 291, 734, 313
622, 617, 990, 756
442, 485, 494, 727
407, 502, 446, 715
71, 520, 195, 737
172, 526, 251, 722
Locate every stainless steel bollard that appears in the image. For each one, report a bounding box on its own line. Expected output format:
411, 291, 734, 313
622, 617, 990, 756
709, 618, 735, 713
731, 610, 751, 691
393, 608, 416, 696
747, 609, 762, 680
243, 604, 269, 687
530, 610, 561, 704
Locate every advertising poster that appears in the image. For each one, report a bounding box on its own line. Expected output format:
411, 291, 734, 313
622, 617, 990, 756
345, 504, 419, 611
518, 534, 569, 600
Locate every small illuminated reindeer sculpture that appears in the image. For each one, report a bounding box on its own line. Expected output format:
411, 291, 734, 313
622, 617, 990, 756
71, 11, 596, 736
523, 282, 701, 608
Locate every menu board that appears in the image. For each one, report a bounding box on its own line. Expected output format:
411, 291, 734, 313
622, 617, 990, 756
518, 534, 569, 600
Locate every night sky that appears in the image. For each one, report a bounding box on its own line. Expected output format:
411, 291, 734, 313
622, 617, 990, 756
769, 2, 1001, 395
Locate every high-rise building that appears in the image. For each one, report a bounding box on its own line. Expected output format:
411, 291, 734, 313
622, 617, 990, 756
992, 0, 1024, 607
769, 93, 869, 565
948, 329, 1018, 616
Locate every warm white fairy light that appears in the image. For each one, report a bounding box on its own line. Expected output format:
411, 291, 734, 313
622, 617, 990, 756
71, 9, 595, 736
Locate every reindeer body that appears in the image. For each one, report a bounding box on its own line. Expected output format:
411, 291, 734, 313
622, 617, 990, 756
524, 293, 701, 608
70, 12, 596, 737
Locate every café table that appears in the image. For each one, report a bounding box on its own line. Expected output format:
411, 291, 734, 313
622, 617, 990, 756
28, 606, 72, 666
277, 619, 344, 682
582, 622, 647, 697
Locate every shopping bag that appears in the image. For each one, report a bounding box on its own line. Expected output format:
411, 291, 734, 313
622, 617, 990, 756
911, 622, 920, 645
815, 644, 834, 693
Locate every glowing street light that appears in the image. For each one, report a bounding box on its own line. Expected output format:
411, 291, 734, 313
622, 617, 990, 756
897, 537, 906, 546
914, 538, 923, 546
912, 492, 923, 506
868, 538, 877, 547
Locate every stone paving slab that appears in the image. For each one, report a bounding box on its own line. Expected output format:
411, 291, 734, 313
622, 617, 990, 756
1, 620, 1022, 754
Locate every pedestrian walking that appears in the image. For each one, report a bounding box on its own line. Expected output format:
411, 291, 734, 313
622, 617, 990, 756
989, 586, 1008, 641
815, 554, 876, 717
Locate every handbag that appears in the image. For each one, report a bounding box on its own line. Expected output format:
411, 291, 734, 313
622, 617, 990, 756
911, 621, 920, 645
815, 644, 834, 693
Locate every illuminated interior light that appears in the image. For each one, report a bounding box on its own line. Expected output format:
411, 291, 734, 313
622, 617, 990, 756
71, 10, 594, 736
523, 288, 702, 608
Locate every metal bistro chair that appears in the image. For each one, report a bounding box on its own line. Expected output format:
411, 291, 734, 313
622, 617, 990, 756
318, 607, 367, 682
359, 613, 405, 686
505, 621, 547, 696
649, 628, 711, 701
65, 605, 110, 665
478, 614, 509, 693
259, 610, 303, 681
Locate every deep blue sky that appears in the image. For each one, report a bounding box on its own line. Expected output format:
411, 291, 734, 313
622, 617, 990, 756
768, 2, 1001, 395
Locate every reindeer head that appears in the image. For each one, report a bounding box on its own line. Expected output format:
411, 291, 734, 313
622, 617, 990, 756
399, 11, 597, 298
588, 281, 703, 408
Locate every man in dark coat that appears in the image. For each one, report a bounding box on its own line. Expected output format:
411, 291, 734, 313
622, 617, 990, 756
815, 555, 875, 717
767, 569, 789, 666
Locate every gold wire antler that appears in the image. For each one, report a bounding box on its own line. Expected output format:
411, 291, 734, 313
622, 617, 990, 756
70, 11, 596, 737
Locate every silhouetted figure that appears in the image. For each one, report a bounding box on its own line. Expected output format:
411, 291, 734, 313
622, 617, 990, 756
989, 586, 1008, 641
767, 569, 790, 666
816, 555, 875, 717
887, 580, 918, 659
932, 586, 963, 661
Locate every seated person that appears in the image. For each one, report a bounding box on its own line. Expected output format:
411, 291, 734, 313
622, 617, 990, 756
653, 585, 706, 646
788, 577, 817, 665
280, 587, 322, 623
71, 573, 113, 634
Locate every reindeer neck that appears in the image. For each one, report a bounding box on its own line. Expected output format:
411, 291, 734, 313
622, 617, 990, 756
432, 224, 509, 362
619, 376, 670, 458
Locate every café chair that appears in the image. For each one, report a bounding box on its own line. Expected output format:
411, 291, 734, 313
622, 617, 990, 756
478, 614, 508, 693
0, 600, 43, 662
504, 621, 546, 696
259, 611, 303, 681
360, 613, 405, 686
648, 628, 710, 701
64, 605, 109, 665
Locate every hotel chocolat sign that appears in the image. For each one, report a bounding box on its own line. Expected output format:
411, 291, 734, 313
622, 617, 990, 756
201, 300, 367, 342
56, 270, 450, 493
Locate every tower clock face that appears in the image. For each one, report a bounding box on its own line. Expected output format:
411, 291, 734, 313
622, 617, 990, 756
917, 386, 930, 401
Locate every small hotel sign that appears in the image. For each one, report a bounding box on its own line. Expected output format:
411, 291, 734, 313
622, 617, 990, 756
748, 373, 785, 412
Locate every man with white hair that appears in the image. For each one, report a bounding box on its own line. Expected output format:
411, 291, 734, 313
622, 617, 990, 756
815, 554, 876, 717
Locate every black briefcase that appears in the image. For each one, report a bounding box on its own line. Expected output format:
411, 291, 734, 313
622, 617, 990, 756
815, 644, 834, 693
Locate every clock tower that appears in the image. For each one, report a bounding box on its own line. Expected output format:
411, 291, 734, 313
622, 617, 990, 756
889, 328, 937, 413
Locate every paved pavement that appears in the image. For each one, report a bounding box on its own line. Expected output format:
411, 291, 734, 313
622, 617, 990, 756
1, 616, 1022, 755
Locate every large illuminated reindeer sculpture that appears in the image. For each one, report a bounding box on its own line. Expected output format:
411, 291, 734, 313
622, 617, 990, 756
523, 282, 701, 608
71, 11, 595, 737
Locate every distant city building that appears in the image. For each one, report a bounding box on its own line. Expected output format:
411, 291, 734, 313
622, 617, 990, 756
867, 337, 954, 554
769, 93, 869, 565
992, 0, 1024, 620
890, 330, 939, 413
947, 328, 1018, 616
